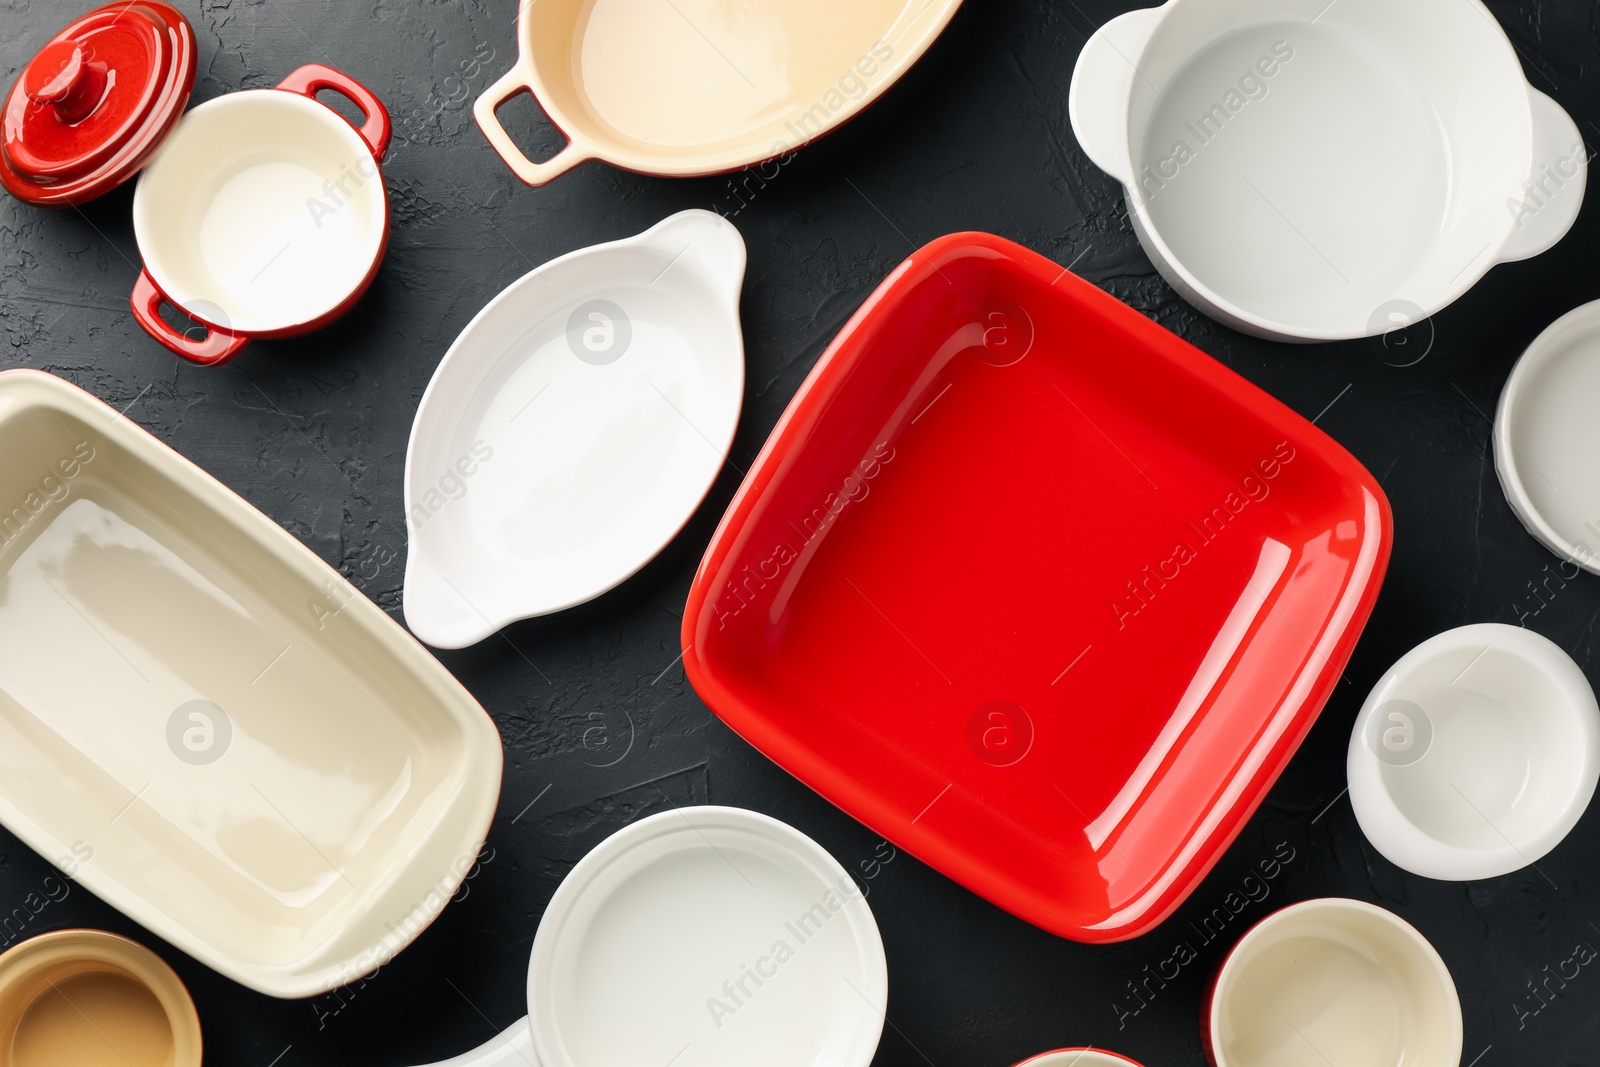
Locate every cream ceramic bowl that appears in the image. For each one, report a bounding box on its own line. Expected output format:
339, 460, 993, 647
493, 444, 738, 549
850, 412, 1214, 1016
1070, 0, 1586, 341
1348, 623, 1600, 881
1207, 899, 1461, 1067
131, 65, 390, 364
0, 930, 202, 1067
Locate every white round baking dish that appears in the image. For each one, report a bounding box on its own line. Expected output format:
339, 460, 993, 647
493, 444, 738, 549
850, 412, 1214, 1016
1070, 0, 1587, 341
1348, 624, 1600, 881
1496, 299, 1600, 572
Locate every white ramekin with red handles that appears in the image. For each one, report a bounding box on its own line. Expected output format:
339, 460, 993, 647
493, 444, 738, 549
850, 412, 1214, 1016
130, 64, 391, 365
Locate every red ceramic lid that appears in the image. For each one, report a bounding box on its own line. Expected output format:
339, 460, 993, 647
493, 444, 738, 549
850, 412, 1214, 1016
1, 1, 196, 207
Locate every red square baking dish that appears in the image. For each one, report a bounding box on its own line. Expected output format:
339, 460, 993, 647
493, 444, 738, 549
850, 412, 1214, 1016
682, 233, 1391, 942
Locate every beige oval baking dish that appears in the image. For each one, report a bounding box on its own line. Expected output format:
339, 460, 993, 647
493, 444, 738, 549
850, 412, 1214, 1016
0, 369, 503, 999
475, 0, 965, 185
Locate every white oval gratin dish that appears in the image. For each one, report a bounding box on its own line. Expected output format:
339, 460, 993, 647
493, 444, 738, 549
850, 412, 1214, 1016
403, 209, 746, 649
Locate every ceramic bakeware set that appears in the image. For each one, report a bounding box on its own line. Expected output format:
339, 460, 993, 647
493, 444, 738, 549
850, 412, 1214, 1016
2, 2, 391, 365
3, 0, 1600, 1064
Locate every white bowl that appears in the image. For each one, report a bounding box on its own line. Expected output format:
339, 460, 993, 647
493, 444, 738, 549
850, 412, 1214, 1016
1496, 299, 1600, 573
406, 807, 886, 1067
529, 807, 886, 1067
1349, 623, 1600, 881
1069, 0, 1586, 341
1015, 1051, 1146, 1067
1208, 899, 1461, 1067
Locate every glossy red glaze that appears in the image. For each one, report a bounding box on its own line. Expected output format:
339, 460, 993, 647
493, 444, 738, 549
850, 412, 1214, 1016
0, 1, 195, 206
131, 65, 392, 365
131, 269, 248, 367
276, 64, 393, 160
683, 233, 1391, 943
25, 43, 104, 119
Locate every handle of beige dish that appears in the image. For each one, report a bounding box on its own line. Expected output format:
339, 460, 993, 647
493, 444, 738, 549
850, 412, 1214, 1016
131, 270, 250, 366
1067, 5, 1165, 186
412, 1017, 536, 1066
474, 62, 590, 187
277, 64, 393, 161
1500, 88, 1588, 263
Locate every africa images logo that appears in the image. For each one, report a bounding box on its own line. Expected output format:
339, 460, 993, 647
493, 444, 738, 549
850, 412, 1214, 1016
703, 873, 865, 1030
711, 441, 896, 630
0, 441, 96, 548
566, 299, 632, 365
1110, 441, 1297, 630
166, 700, 233, 766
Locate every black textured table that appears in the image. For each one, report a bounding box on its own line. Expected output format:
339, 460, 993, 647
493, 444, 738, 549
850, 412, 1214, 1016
3, 1, 1598, 1064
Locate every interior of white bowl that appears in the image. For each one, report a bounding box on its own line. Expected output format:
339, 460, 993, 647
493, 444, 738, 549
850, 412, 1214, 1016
132, 91, 386, 335
1351, 625, 1598, 877
403, 211, 744, 649
1016, 1052, 1144, 1067
529, 809, 886, 1067
1126, 0, 1531, 336
1212, 901, 1460, 1067
1497, 303, 1600, 569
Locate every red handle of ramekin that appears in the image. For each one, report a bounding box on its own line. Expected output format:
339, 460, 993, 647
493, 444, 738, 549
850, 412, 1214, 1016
276, 63, 392, 161
130, 269, 249, 366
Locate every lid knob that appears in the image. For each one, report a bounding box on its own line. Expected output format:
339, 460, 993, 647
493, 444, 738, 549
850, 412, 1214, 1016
1, 0, 198, 206
23, 41, 109, 124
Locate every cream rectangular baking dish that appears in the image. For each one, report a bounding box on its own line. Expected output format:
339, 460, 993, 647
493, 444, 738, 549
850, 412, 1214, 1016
0, 369, 503, 998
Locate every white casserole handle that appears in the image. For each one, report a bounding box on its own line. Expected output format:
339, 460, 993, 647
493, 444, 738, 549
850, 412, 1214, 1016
413, 1017, 538, 1067
639, 209, 749, 308
1500, 88, 1588, 263
1067, 5, 1166, 187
